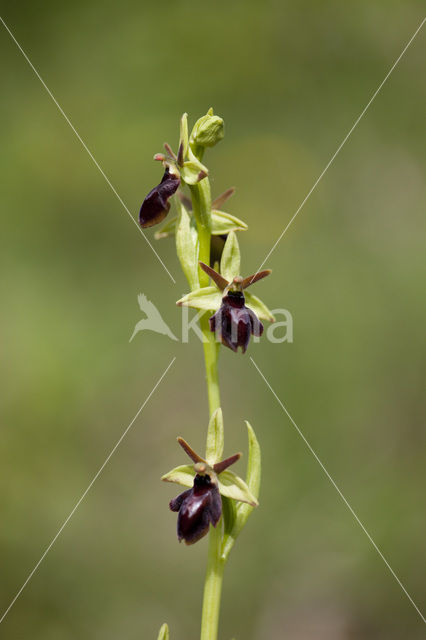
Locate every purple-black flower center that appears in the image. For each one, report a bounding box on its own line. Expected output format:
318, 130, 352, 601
169, 473, 222, 545
222, 290, 245, 308
209, 290, 263, 353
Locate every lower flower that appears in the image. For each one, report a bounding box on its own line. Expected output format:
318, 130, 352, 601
164, 432, 257, 545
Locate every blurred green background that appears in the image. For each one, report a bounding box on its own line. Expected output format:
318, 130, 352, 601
1, 1, 425, 638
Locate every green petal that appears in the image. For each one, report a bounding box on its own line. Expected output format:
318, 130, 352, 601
220, 231, 241, 281
218, 470, 258, 507
221, 422, 261, 561
157, 623, 169, 640
211, 210, 248, 235
176, 286, 222, 311
161, 464, 194, 488
244, 291, 275, 323
205, 408, 224, 465
175, 202, 199, 290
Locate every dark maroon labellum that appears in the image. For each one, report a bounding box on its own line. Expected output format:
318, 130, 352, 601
139, 168, 180, 228
209, 291, 263, 353
169, 474, 222, 545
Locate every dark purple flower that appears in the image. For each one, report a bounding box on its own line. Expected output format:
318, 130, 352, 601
209, 290, 263, 353
170, 473, 222, 545
139, 168, 180, 228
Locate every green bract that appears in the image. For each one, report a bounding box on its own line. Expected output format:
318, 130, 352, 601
220, 232, 240, 281
221, 421, 261, 560
206, 408, 224, 464
156, 623, 169, 640
175, 202, 199, 290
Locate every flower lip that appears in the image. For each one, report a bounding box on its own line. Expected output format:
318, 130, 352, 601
170, 473, 222, 545
139, 167, 180, 228
209, 291, 263, 353
168, 444, 242, 545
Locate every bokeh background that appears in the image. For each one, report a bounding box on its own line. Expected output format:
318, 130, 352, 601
1, 1, 425, 638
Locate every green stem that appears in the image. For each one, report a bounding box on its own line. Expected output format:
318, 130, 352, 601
200, 515, 225, 640
200, 314, 220, 414
199, 314, 224, 640
189, 173, 225, 640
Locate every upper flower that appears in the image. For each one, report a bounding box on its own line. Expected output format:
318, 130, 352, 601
139, 166, 180, 228
139, 111, 220, 229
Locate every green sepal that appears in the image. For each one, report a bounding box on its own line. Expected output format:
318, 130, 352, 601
217, 470, 258, 507
155, 210, 247, 240
205, 408, 224, 465
157, 623, 169, 640
212, 210, 248, 235
175, 202, 199, 290
245, 291, 275, 323
161, 461, 257, 507
161, 464, 194, 488
176, 286, 221, 311
221, 421, 261, 561
220, 231, 241, 281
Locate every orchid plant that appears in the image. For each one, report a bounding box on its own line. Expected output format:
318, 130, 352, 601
139, 109, 275, 640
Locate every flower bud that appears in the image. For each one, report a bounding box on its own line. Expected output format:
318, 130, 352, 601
190, 108, 224, 150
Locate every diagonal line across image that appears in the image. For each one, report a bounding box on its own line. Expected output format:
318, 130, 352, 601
0, 357, 176, 626
0, 16, 176, 284
250, 357, 426, 625
252, 16, 425, 280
